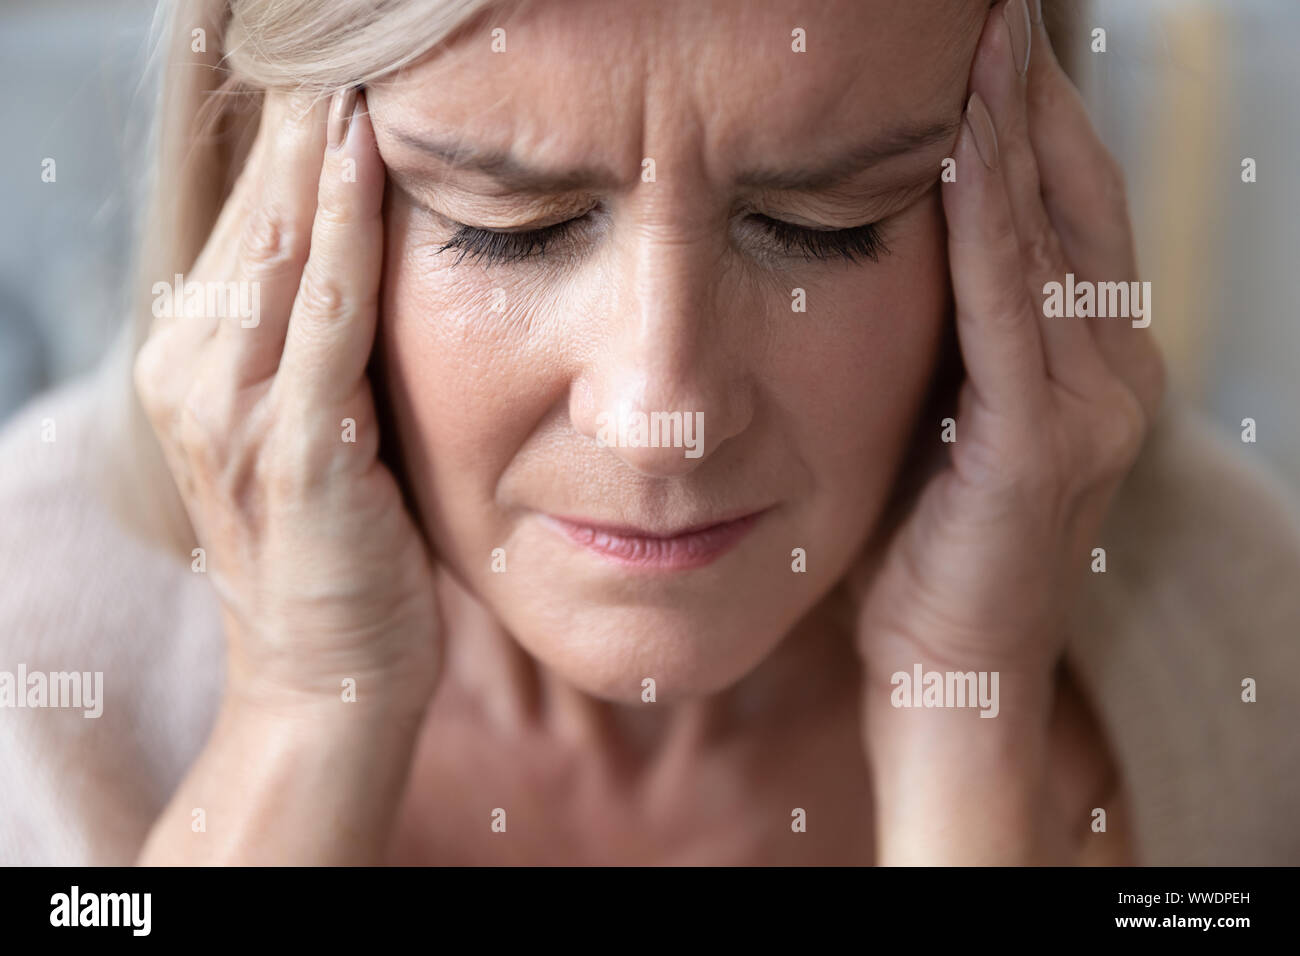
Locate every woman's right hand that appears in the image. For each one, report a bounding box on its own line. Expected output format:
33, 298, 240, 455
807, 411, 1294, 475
133, 89, 438, 863
134, 88, 439, 711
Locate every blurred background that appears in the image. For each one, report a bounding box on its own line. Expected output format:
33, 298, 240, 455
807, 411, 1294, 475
2, 0, 1298, 483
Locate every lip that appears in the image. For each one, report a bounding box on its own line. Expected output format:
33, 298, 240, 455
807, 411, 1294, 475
542, 509, 767, 571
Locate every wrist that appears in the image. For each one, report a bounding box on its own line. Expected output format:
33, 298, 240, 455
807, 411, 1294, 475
224, 668, 434, 728
861, 651, 1057, 865
139, 682, 428, 865
223, 618, 439, 723
869, 716, 1053, 865
861, 635, 1058, 725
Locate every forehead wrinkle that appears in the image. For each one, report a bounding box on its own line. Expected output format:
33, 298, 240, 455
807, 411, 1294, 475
372, 0, 649, 192
688, 1, 983, 193
375, 0, 989, 203
385, 127, 624, 191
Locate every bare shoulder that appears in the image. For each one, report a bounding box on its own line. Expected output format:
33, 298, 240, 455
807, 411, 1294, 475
0, 378, 223, 864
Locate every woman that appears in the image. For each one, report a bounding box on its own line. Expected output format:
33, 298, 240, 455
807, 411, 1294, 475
2, 0, 1298, 865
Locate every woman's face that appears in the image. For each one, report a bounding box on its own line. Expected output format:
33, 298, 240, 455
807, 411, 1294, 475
367, 0, 982, 702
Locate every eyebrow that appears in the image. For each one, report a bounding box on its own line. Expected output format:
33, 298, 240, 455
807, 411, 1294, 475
388, 129, 621, 191
387, 115, 960, 193
736, 118, 961, 190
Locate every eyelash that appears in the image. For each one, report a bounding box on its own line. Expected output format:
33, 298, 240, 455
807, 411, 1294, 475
749, 214, 890, 264
435, 218, 580, 265
433, 212, 890, 266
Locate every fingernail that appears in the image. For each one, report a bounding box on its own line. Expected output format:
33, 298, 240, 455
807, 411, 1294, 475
328, 86, 359, 150
1030, 0, 1043, 25
965, 92, 999, 170
1003, 0, 1032, 76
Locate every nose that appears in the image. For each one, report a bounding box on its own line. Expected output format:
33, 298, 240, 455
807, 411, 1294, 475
570, 221, 753, 478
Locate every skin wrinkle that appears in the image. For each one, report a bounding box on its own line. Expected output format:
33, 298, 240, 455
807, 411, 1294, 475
368, 0, 977, 796
378, 117, 958, 231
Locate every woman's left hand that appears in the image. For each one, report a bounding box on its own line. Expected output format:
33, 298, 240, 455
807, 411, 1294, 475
853, 0, 1166, 864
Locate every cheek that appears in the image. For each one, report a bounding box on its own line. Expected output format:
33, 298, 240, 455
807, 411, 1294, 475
375, 199, 567, 557
766, 192, 950, 505
376, 189, 950, 593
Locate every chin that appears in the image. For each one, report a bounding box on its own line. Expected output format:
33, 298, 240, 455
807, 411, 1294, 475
438, 504, 860, 702
495, 592, 806, 704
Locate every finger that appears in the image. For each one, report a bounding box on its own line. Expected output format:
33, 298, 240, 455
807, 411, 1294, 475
1026, 9, 1165, 422
173, 92, 329, 491
1026, 10, 1134, 281
971, 0, 1110, 395
216, 90, 329, 384
141, 95, 277, 402
942, 89, 1049, 420
275, 88, 385, 415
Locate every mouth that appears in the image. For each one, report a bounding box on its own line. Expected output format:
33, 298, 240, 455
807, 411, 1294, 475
541, 509, 768, 571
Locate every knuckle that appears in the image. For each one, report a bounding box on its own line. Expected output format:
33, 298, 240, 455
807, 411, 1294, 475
1022, 225, 1065, 284
133, 332, 190, 429
984, 273, 1035, 329
257, 427, 313, 503
961, 230, 1032, 321
294, 262, 347, 324
132, 338, 166, 411
312, 199, 355, 230
954, 431, 1054, 503
238, 203, 302, 273
1091, 383, 1148, 476
984, 206, 1020, 252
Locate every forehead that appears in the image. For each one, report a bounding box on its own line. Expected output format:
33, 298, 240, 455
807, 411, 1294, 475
370, 0, 986, 177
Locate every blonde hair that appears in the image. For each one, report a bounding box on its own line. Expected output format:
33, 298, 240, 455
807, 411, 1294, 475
106, 0, 1081, 559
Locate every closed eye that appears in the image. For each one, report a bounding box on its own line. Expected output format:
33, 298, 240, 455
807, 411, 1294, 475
746, 214, 890, 263
431, 211, 890, 266
434, 215, 591, 265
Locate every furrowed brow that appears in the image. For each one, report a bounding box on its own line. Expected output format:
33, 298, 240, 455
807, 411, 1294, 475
385, 115, 959, 194
736, 117, 961, 191
387, 128, 622, 191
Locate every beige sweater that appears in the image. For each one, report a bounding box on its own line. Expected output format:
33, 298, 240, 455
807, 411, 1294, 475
2, 371, 1298, 865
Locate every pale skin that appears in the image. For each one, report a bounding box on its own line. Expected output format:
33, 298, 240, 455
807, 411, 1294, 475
134, 0, 1163, 864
